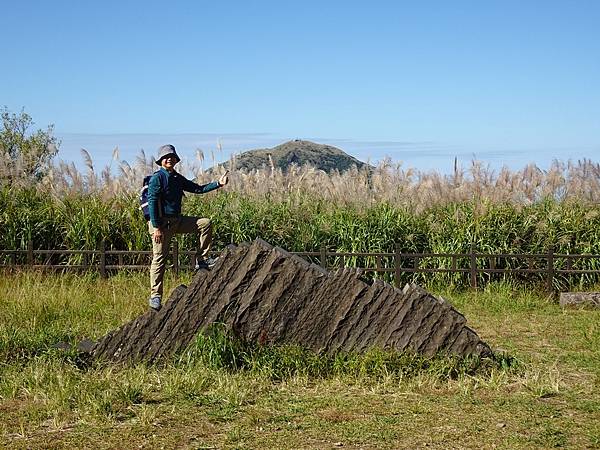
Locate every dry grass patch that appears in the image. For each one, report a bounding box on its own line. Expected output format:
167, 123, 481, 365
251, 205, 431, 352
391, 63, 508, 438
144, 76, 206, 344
1, 273, 600, 448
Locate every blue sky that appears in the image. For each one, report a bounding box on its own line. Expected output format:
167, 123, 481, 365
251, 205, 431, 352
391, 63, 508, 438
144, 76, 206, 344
2, 0, 599, 172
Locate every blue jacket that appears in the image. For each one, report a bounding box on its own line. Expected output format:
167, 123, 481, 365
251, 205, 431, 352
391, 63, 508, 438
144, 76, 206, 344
148, 168, 220, 228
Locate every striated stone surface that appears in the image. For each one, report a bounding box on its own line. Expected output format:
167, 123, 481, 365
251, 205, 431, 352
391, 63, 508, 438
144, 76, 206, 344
90, 239, 492, 364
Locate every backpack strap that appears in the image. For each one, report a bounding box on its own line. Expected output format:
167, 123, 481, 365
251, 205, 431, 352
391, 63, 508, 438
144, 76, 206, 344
155, 170, 169, 219
156, 169, 168, 192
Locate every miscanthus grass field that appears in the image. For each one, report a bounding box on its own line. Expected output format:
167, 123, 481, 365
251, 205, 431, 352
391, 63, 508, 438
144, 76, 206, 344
0, 272, 599, 449
2, 157, 600, 288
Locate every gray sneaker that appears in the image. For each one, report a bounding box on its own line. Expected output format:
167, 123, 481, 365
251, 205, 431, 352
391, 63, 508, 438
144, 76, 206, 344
149, 296, 161, 311
195, 256, 219, 271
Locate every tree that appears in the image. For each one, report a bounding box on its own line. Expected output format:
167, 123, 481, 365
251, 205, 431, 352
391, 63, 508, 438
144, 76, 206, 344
0, 107, 60, 183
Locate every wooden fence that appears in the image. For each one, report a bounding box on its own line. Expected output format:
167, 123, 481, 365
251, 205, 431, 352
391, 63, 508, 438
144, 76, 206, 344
2, 241, 600, 291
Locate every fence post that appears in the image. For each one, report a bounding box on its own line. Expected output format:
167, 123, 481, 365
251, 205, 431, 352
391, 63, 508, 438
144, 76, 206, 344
546, 246, 554, 292
173, 240, 179, 275
27, 240, 34, 267
99, 240, 107, 279
470, 243, 477, 289
395, 243, 402, 288
320, 245, 327, 269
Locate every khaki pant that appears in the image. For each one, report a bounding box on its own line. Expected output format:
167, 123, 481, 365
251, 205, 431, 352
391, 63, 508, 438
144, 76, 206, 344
148, 216, 212, 298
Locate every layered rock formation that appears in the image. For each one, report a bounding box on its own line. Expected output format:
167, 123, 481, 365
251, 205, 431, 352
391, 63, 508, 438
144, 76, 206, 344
559, 291, 600, 308
91, 239, 491, 364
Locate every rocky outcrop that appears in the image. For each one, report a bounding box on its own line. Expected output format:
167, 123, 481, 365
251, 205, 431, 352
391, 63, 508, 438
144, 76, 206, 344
560, 291, 600, 308
91, 239, 491, 364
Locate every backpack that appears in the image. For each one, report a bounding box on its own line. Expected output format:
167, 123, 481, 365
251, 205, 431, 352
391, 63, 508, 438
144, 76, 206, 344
139, 170, 168, 221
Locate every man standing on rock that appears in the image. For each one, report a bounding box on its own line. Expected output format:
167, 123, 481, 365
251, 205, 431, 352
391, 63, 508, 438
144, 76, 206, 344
147, 144, 229, 311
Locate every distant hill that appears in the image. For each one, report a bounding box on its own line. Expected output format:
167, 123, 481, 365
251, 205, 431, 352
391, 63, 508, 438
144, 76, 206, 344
219, 140, 369, 173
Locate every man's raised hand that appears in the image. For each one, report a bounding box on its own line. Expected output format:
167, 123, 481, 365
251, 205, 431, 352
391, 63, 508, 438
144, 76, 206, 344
219, 170, 229, 187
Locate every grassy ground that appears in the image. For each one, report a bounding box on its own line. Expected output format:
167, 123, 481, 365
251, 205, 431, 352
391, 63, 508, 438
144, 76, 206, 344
1, 271, 599, 449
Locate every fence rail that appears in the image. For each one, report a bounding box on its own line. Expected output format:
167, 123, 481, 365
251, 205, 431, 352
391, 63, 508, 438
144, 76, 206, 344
2, 241, 600, 291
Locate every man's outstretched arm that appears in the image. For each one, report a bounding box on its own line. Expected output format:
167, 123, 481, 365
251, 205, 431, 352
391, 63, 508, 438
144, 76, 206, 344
183, 171, 229, 193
